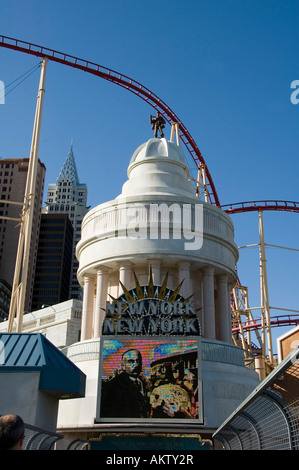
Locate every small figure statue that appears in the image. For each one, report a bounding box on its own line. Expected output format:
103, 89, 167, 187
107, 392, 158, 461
150, 111, 166, 138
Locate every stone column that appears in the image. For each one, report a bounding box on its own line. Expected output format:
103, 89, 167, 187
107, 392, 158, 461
202, 267, 216, 339
149, 259, 161, 285
178, 261, 191, 299
81, 274, 95, 341
93, 267, 109, 338
217, 274, 232, 343
119, 262, 133, 295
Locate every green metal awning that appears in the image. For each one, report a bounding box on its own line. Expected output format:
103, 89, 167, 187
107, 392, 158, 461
0, 333, 86, 398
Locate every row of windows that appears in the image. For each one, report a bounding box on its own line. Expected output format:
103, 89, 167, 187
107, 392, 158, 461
32, 291, 60, 297
36, 254, 62, 259
40, 226, 68, 231
0, 163, 14, 169
39, 234, 66, 240
48, 205, 77, 211
32, 297, 59, 303
0, 179, 13, 184
58, 181, 72, 186
35, 249, 63, 255
38, 242, 63, 247
35, 276, 61, 282
36, 259, 61, 265
34, 282, 60, 288
35, 268, 61, 273
42, 218, 71, 224
49, 209, 75, 217
0, 195, 11, 203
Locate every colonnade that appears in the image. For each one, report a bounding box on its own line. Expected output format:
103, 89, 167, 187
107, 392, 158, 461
80, 260, 232, 344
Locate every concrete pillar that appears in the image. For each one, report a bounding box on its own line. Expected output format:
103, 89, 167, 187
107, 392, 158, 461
203, 267, 215, 339
93, 267, 109, 338
149, 259, 161, 285
254, 356, 266, 381
81, 274, 95, 341
178, 261, 191, 299
217, 274, 232, 343
119, 262, 133, 295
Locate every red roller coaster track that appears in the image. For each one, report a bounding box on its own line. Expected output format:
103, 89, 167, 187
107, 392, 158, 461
232, 314, 299, 336
227, 200, 299, 334
0, 34, 220, 207
2, 36, 298, 336
221, 200, 299, 214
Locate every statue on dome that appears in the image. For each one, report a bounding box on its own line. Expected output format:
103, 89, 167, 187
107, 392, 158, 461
150, 111, 166, 138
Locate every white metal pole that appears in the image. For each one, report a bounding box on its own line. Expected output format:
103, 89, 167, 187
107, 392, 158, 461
7, 58, 48, 333
200, 165, 209, 203
258, 210, 273, 365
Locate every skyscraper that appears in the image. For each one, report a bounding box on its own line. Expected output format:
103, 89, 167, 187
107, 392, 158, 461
43, 145, 88, 300
0, 157, 46, 313
31, 213, 74, 310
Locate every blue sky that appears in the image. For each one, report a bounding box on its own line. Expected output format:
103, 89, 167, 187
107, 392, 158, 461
0, 0, 298, 353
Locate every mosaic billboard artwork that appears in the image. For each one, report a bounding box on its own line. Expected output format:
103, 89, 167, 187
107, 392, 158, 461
96, 337, 203, 424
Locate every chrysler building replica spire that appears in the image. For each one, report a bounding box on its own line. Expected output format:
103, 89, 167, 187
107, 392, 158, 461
57, 144, 80, 185
43, 144, 89, 300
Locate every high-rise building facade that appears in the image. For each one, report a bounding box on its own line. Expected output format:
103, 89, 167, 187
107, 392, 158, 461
31, 213, 74, 310
43, 146, 89, 300
0, 279, 11, 321
0, 158, 46, 313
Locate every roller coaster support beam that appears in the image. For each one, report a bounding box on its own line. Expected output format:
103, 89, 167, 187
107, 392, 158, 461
7, 58, 48, 333
258, 210, 273, 365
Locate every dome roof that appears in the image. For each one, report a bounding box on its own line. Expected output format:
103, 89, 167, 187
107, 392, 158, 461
129, 138, 189, 169
118, 138, 195, 199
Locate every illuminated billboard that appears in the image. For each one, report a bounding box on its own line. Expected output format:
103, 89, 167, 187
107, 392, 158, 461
96, 337, 203, 424
102, 272, 200, 337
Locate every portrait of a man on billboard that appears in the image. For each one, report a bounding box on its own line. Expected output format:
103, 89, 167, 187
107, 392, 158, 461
97, 338, 202, 423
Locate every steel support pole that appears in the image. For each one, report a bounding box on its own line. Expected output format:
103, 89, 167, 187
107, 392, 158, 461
7, 58, 48, 333
258, 210, 273, 364
200, 164, 209, 203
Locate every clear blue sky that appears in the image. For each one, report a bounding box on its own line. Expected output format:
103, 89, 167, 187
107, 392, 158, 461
0, 0, 298, 353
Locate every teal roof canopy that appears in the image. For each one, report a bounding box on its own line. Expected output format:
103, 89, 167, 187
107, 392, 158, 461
0, 333, 86, 399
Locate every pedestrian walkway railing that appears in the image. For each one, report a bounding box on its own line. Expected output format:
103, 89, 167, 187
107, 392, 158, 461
22, 423, 63, 450
213, 347, 299, 450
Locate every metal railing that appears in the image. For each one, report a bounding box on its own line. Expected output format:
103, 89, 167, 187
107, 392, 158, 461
67, 439, 90, 450
22, 423, 63, 450
213, 347, 299, 450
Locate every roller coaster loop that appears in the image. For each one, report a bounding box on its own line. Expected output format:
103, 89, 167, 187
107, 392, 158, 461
0, 34, 220, 206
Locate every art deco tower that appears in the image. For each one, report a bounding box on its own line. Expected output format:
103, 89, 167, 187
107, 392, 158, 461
57, 134, 259, 442
43, 145, 89, 300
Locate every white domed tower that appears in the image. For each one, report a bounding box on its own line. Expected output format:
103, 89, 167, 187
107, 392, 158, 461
76, 137, 238, 343
57, 134, 259, 446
